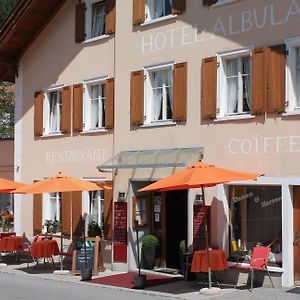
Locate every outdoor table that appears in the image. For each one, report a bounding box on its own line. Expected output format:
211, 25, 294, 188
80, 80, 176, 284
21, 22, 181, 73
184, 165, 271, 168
31, 239, 60, 259
191, 249, 228, 273
0, 236, 24, 252
0, 232, 16, 239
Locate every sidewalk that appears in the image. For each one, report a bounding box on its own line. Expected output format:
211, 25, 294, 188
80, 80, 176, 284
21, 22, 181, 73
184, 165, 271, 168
0, 260, 299, 300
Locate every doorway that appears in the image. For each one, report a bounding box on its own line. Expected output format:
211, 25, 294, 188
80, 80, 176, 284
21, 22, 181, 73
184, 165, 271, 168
165, 190, 187, 269
294, 186, 300, 284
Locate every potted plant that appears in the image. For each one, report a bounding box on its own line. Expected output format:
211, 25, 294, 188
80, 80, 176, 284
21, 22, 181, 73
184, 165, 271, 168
179, 240, 187, 275
44, 219, 61, 234
141, 234, 159, 270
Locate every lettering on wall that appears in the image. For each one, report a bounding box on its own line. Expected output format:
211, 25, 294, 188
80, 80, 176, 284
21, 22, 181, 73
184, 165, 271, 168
138, 0, 300, 53
46, 149, 107, 163
225, 135, 300, 155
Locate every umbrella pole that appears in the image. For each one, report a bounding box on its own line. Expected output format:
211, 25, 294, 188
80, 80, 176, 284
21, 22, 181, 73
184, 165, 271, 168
60, 234, 63, 271
202, 186, 212, 289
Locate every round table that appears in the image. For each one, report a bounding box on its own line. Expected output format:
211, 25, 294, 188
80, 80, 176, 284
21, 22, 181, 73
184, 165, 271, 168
31, 239, 60, 258
191, 249, 228, 273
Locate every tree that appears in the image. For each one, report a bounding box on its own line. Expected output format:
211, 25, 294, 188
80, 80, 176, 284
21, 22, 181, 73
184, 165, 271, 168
0, 82, 14, 139
0, 0, 18, 25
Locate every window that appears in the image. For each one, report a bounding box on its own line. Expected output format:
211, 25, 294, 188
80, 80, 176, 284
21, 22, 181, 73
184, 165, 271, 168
88, 190, 104, 226
84, 80, 106, 131
88, 1, 106, 39
75, 0, 115, 43
145, 65, 173, 124
145, 0, 172, 21
229, 186, 282, 267
286, 38, 300, 112
218, 50, 252, 117
133, 195, 149, 227
44, 88, 62, 134
43, 192, 61, 231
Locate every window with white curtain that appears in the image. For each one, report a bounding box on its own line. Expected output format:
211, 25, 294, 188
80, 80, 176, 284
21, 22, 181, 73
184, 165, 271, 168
84, 79, 106, 131
217, 49, 252, 118
43, 87, 62, 135
88, 190, 104, 226
145, 64, 173, 124
145, 0, 172, 21
286, 38, 300, 113
85, 0, 106, 40
49, 192, 61, 223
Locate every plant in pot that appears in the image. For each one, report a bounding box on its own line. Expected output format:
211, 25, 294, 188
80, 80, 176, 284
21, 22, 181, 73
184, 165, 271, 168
179, 240, 187, 275
87, 220, 103, 238
141, 234, 159, 270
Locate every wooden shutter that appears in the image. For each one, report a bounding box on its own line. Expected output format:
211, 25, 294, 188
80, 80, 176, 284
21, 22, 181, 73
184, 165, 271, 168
202, 0, 217, 6
130, 70, 144, 126
34, 91, 43, 136
61, 192, 71, 237
33, 194, 43, 235
105, 0, 116, 34
172, 0, 186, 14
75, 3, 86, 43
201, 57, 217, 120
105, 78, 114, 129
61, 86, 71, 133
252, 48, 267, 114
72, 191, 83, 239
73, 84, 83, 132
173, 62, 187, 122
104, 183, 113, 240
133, 0, 145, 25
267, 44, 286, 113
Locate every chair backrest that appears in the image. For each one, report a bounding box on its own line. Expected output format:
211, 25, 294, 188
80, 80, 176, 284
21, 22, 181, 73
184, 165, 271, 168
250, 247, 270, 269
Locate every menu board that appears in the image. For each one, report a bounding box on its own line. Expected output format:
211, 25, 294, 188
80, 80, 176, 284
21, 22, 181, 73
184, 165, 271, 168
113, 202, 127, 262
72, 236, 105, 275
193, 205, 211, 251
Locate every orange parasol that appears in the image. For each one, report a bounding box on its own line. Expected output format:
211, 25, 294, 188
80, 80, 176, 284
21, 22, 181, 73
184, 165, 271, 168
138, 161, 263, 289
0, 177, 26, 193
13, 172, 102, 194
139, 161, 262, 192
13, 172, 103, 273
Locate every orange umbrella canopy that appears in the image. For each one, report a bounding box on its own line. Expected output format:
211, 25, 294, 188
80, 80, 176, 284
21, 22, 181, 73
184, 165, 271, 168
0, 177, 26, 193
139, 161, 263, 192
13, 172, 102, 194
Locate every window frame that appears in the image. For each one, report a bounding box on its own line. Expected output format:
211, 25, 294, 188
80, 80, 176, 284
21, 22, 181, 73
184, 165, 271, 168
144, 62, 174, 125
133, 195, 149, 228
43, 192, 61, 233
83, 76, 108, 132
285, 37, 300, 114
144, 0, 175, 24
84, 0, 108, 42
217, 48, 253, 119
43, 85, 64, 136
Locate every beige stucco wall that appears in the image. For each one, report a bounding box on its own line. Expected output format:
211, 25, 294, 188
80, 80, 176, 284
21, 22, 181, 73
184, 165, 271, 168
15, 0, 300, 279
0, 139, 14, 180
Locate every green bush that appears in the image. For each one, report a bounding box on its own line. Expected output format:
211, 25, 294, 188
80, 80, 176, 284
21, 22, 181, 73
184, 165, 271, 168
87, 221, 103, 237
179, 240, 187, 253
141, 234, 159, 248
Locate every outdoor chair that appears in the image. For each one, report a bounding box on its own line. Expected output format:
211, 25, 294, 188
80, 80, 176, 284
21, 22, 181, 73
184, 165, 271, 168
235, 247, 274, 291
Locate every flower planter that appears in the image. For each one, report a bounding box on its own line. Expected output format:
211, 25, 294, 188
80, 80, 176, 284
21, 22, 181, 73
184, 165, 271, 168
141, 247, 156, 269
134, 274, 147, 289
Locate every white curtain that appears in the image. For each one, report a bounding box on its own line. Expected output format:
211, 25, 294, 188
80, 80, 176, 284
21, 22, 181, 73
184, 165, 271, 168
296, 48, 300, 107
226, 59, 238, 114
243, 57, 251, 111
90, 85, 99, 128
49, 193, 60, 222
153, 72, 163, 121
50, 92, 61, 132
89, 191, 99, 223
156, 0, 164, 18
92, 3, 105, 37
166, 69, 173, 119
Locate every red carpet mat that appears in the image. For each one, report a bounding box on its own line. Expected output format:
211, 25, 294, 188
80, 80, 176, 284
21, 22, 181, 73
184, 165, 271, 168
87, 271, 182, 289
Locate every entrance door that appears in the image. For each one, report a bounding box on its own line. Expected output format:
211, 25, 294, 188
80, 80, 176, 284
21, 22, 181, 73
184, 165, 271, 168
294, 186, 300, 282
165, 190, 187, 269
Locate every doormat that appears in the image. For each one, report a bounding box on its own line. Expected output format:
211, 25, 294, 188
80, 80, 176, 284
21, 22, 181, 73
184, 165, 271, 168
286, 287, 300, 294
86, 272, 182, 289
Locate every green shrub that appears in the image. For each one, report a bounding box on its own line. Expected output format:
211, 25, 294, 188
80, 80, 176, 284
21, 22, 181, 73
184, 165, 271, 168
87, 221, 103, 237
179, 240, 187, 253
141, 234, 159, 248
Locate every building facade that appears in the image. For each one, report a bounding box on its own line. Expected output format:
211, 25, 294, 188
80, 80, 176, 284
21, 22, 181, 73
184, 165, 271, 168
0, 0, 300, 286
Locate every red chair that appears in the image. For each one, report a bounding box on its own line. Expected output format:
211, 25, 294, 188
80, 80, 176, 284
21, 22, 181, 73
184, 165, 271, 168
236, 247, 274, 291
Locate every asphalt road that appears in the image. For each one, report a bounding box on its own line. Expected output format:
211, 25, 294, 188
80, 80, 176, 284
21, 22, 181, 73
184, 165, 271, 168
0, 272, 177, 300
